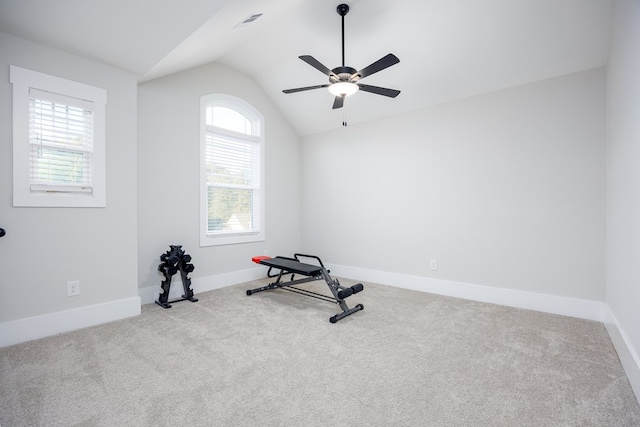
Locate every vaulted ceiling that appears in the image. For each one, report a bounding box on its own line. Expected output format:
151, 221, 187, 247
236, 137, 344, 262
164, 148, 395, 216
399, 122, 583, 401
0, 0, 613, 136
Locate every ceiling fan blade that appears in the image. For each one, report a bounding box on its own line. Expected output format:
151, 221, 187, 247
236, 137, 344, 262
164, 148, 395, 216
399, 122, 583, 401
299, 55, 337, 78
332, 95, 345, 109
283, 84, 330, 94
355, 53, 400, 79
357, 84, 401, 98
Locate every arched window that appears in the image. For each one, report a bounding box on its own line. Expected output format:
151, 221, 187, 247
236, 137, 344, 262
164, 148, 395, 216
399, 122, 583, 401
200, 94, 264, 246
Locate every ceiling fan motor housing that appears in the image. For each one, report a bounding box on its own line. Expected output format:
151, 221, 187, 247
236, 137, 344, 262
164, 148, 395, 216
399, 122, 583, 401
330, 66, 358, 83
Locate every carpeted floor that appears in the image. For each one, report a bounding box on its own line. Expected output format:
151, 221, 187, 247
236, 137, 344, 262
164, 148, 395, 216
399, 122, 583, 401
1, 278, 639, 426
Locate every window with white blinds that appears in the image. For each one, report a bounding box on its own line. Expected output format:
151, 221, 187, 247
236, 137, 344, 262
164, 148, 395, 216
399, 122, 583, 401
200, 94, 265, 246
29, 89, 94, 193
11, 65, 107, 207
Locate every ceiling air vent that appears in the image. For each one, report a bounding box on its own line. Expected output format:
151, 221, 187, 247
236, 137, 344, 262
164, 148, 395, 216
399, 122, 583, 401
234, 13, 263, 29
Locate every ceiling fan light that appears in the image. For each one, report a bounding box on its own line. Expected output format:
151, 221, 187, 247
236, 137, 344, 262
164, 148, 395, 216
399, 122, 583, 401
328, 82, 359, 97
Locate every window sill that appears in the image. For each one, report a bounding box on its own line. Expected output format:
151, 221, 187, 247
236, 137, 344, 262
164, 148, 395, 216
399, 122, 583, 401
200, 231, 264, 247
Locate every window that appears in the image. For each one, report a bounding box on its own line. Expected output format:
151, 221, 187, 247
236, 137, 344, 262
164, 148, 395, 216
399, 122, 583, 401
200, 94, 265, 246
10, 66, 107, 207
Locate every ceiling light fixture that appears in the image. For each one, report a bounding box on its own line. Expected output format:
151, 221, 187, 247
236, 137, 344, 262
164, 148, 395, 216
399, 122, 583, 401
328, 81, 359, 97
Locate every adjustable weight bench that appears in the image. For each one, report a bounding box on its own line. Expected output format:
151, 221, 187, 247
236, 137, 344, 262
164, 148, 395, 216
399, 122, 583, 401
246, 253, 364, 323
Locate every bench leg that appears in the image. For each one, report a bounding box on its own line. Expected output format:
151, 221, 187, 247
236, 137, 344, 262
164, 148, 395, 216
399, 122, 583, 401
330, 303, 364, 323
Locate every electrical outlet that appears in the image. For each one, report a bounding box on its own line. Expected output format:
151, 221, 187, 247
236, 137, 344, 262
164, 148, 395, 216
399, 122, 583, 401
67, 280, 80, 297
430, 259, 438, 271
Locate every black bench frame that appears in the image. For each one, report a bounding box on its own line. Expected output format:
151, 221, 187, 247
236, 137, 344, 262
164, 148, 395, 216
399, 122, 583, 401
246, 253, 364, 323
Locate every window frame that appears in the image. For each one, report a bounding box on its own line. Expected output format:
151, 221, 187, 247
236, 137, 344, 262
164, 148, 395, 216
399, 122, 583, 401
200, 94, 265, 247
10, 65, 107, 207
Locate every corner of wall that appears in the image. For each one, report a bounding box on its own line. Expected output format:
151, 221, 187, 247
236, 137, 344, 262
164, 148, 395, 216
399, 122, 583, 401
604, 306, 640, 402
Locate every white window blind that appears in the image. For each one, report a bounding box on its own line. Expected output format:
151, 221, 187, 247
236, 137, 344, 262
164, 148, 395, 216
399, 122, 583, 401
205, 129, 261, 235
29, 88, 94, 193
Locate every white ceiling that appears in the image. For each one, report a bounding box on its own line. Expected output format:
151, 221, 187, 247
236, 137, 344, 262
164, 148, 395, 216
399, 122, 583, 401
0, 0, 613, 136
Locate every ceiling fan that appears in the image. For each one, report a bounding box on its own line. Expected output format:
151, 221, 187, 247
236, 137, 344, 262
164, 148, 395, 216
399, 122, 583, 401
283, 3, 400, 110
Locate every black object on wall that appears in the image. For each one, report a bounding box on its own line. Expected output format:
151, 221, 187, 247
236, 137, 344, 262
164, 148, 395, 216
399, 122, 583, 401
0, 228, 5, 238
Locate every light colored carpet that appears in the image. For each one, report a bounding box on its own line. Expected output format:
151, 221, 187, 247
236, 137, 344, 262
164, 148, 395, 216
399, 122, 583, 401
1, 278, 639, 426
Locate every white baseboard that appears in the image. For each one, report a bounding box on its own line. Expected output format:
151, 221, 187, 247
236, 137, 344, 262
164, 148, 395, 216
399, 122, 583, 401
0, 296, 141, 348
329, 264, 606, 321
604, 308, 640, 402
139, 266, 267, 306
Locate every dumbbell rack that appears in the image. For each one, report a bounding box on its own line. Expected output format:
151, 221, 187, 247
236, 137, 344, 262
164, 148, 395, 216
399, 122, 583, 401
156, 245, 198, 309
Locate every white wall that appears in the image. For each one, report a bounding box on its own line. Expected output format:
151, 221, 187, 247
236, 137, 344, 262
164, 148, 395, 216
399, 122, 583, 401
606, 0, 640, 392
0, 33, 140, 346
137, 63, 301, 298
302, 68, 606, 303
